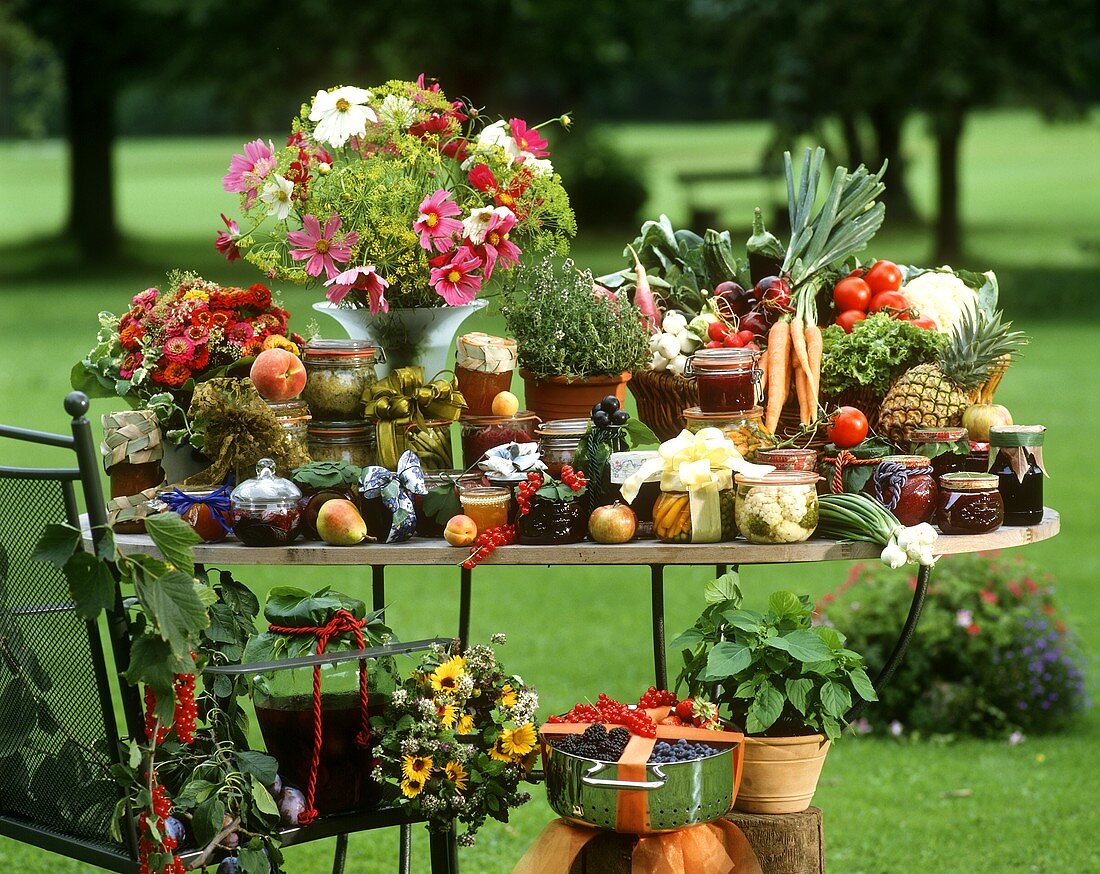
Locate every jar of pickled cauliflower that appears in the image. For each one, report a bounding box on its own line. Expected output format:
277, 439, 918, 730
734, 471, 819, 544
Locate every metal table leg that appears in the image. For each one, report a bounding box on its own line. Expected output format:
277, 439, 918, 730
458, 566, 472, 648
428, 821, 459, 873
650, 565, 667, 690
332, 832, 348, 874
372, 565, 386, 617
398, 823, 412, 874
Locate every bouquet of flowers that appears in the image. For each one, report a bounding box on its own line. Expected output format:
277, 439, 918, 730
217, 76, 576, 313
73, 271, 303, 447
370, 635, 538, 846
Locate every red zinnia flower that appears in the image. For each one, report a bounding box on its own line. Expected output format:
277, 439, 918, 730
227, 322, 255, 344
119, 322, 145, 350
979, 589, 998, 605
966, 623, 981, 636
190, 346, 210, 371
210, 312, 231, 329
249, 284, 272, 308
153, 361, 190, 388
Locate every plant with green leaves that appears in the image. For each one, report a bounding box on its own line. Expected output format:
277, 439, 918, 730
673, 574, 878, 741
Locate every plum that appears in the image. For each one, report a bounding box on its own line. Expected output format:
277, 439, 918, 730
163, 816, 187, 848
279, 787, 306, 827
599, 395, 620, 414
268, 773, 284, 801
610, 410, 629, 426
217, 857, 238, 874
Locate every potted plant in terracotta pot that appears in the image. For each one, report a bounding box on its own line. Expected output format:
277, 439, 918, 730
502, 257, 650, 422
673, 574, 878, 813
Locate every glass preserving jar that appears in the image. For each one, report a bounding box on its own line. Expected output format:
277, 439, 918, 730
455, 333, 518, 416
268, 398, 312, 458
102, 410, 165, 534
864, 454, 938, 526
307, 421, 377, 467
908, 427, 969, 479
535, 419, 589, 477
964, 442, 990, 474
516, 496, 587, 545
682, 406, 771, 459
989, 425, 1046, 526
652, 488, 737, 544
404, 420, 454, 471
735, 472, 819, 544
686, 348, 762, 413
459, 486, 511, 532
150, 487, 232, 543
755, 447, 818, 473
460, 413, 539, 468
230, 458, 303, 546
300, 339, 382, 420
416, 471, 484, 537
936, 472, 1003, 534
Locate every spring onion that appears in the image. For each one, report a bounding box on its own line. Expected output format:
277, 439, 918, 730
818, 493, 937, 568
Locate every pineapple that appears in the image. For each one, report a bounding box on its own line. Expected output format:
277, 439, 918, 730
877, 306, 1027, 442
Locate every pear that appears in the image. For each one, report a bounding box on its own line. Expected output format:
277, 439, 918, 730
316, 499, 368, 546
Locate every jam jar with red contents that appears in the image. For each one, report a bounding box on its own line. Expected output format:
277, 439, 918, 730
535, 419, 588, 477
455, 333, 517, 416
936, 472, 1003, 534
151, 487, 232, 543
686, 348, 762, 413
755, 447, 818, 472
517, 496, 587, 545
908, 427, 969, 479
460, 413, 539, 467
230, 459, 303, 546
989, 425, 1047, 526
865, 455, 938, 526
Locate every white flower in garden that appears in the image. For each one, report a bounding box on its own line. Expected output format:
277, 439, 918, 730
259, 174, 294, 220
1008, 731, 1025, 746
955, 609, 973, 628
476, 119, 522, 161
309, 86, 377, 147
520, 153, 554, 176
889, 720, 904, 737
378, 94, 417, 129
463, 206, 496, 244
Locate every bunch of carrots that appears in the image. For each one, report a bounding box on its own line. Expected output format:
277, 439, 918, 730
762, 314, 823, 433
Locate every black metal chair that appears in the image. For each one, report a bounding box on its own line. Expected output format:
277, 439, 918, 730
0, 393, 458, 873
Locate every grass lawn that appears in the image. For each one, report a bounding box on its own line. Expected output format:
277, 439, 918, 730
0, 108, 1098, 872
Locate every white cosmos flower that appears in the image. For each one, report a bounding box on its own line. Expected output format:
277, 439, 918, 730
378, 94, 417, 130
520, 153, 554, 176
476, 120, 522, 161
260, 174, 294, 221
462, 206, 495, 244
309, 86, 377, 148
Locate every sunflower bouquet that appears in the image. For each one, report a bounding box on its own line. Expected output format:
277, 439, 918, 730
370, 634, 539, 846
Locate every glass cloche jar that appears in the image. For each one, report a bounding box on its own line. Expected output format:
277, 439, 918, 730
230, 458, 303, 546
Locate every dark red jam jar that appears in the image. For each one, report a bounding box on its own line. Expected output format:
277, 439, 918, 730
908, 427, 969, 480
460, 413, 539, 468
516, 496, 587, 545
687, 348, 761, 413
230, 459, 303, 546
936, 472, 1003, 534
989, 425, 1047, 526
864, 454, 937, 526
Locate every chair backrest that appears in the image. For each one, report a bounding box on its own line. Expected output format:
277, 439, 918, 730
0, 392, 138, 868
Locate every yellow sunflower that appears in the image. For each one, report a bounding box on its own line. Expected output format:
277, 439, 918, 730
456, 713, 475, 735
499, 683, 518, 708
401, 754, 433, 781
430, 656, 467, 694
436, 702, 457, 729
445, 761, 468, 792
501, 723, 537, 758
488, 735, 511, 762
401, 776, 424, 798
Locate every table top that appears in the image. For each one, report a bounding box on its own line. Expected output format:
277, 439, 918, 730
83, 508, 1060, 567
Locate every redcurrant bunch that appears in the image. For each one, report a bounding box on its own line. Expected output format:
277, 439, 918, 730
173, 673, 197, 745
559, 465, 586, 492
462, 523, 516, 569
515, 471, 543, 518
143, 687, 169, 745
548, 702, 603, 724
637, 686, 678, 709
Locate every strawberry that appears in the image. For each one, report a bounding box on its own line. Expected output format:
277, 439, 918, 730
675, 699, 696, 721
659, 714, 684, 726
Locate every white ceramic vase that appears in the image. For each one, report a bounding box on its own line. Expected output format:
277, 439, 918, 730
312, 300, 487, 379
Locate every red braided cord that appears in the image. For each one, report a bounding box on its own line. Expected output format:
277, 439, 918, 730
267, 608, 371, 825
826, 450, 880, 494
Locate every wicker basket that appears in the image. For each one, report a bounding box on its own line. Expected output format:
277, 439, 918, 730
628, 369, 699, 442
775, 397, 832, 451
822, 386, 884, 428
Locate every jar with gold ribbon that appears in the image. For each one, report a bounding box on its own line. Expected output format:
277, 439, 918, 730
362, 366, 467, 470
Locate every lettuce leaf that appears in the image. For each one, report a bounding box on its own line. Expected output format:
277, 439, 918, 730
820, 314, 946, 397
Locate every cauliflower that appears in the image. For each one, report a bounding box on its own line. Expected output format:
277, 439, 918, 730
736, 485, 817, 544
900, 269, 979, 333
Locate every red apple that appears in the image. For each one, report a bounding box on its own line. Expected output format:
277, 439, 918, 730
250, 348, 306, 401
588, 502, 637, 544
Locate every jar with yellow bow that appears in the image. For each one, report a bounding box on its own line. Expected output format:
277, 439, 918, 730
362, 366, 467, 471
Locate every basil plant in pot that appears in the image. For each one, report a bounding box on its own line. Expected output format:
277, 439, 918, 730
674, 574, 878, 813
501, 256, 650, 422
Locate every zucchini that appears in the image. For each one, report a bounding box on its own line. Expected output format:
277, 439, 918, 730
703, 229, 739, 289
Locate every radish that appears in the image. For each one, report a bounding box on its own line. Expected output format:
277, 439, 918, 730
628, 245, 660, 333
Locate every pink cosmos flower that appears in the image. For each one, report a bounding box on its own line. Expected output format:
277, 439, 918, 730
324, 266, 390, 314
415, 73, 441, 96
222, 139, 277, 204
466, 207, 521, 280
163, 335, 196, 364
429, 249, 483, 306
508, 119, 549, 158
287, 214, 358, 279
214, 213, 242, 261
413, 189, 464, 252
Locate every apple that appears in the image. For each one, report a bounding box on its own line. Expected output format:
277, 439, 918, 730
250, 348, 306, 401
491, 391, 520, 417
316, 499, 368, 546
444, 514, 478, 547
588, 502, 637, 544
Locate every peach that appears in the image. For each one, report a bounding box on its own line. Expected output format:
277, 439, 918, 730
316, 499, 368, 546
250, 348, 306, 402
491, 391, 520, 417
444, 514, 478, 547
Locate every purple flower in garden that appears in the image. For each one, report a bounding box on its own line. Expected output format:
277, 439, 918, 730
222, 139, 277, 204
955, 609, 973, 628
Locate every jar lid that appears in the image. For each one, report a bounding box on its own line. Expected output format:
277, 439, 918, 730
535, 418, 589, 438
459, 486, 510, 501
683, 405, 764, 422
456, 333, 517, 374
427, 470, 484, 486
989, 425, 1045, 448
735, 471, 820, 487
302, 339, 382, 361
756, 447, 817, 460
910, 427, 968, 443
688, 347, 760, 371
881, 454, 932, 468
462, 411, 539, 426
939, 472, 998, 491
308, 421, 373, 438
231, 458, 303, 508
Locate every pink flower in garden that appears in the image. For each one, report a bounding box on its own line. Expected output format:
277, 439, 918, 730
979, 589, 998, 605
508, 118, 549, 158
163, 335, 196, 364
227, 322, 255, 345
132, 288, 158, 309
413, 189, 464, 252
415, 73, 441, 95
214, 213, 242, 261
287, 214, 358, 279
324, 266, 390, 314
222, 139, 277, 204
119, 352, 141, 381
966, 622, 981, 636
429, 249, 483, 306
465, 207, 521, 280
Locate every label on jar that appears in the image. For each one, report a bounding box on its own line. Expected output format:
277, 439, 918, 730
609, 451, 659, 484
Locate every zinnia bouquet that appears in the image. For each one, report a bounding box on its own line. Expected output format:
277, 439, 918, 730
371, 635, 538, 846
218, 76, 576, 313
73, 271, 303, 446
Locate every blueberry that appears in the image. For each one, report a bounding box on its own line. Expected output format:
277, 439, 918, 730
610, 409, 630, 426
217, 859, 238, 874
599, 396, 620, 414
592, 410, 610, 428
164, 816, 186, 847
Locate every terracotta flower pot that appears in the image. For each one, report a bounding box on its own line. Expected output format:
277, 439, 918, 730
733, 734, 831, 814
520, 369, 631, 423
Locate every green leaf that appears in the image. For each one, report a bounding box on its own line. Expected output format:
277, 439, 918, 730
849, 668, 878, 702
732, 679, 757, 699
704, 572, 741, 606
236, 750, 279, 785
622, 417, 658, 448
125, 634, 176, 720
746, 682, 784, 734
63, 552, 117, 619
133, 569, 210, 660
702, 641, 752, 680
766, 630, 833, 663
32, 524, 82, 569
263, 586, 366, 627
767, 591, 802, 619
422, 482, 462, 526
816, 627, 844, 651
820, 680, 853, 718
192, 796, 226, 847
145, 513, 201, 578
291, 460, 362, 489
94, 527, 118, 563
722, 608, 762, 633
785, 678, 814, 716
669, 627, 704, 649
250, 774, 279, 817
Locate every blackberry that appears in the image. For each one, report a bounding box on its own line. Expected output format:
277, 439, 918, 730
582, 724, 608, 743
608, 727, 630, 745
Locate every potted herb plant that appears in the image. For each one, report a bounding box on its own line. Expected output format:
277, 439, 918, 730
673, 574, 878, 813
502, 257, 650, 422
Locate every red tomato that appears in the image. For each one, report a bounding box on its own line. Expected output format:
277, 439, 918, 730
833, 276, 872, 312
835, 310, 867, 333
865, 260, 903, 294
869, 291, 909, 315
910, 316, 937, 330
828, 406, 869, 449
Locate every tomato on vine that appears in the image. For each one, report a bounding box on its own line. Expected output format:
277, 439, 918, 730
828, 406, 869, 449
865, 260, 903, 294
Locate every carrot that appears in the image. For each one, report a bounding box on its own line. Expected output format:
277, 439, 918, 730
794, 356, 810, 424
627, 245, 660, 334
764, 320, 790, 433
789, 313, 816, 403
806, 323, 824, 416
